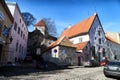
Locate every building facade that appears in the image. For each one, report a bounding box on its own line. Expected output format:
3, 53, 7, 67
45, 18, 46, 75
106, 35, 120, 61
7, 2, 28, 62
106, 32, 120, 44
60, 13, 106, 65
76, 41, 90, 65
27, 19, 57, 58
0, 0, 13, 65
43, 37, 77, 66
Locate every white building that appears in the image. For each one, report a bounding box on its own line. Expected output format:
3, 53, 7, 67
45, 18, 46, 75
60, 13, 106, 64
7, 2, 28, 62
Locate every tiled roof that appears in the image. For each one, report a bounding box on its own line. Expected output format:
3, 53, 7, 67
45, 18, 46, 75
76, 41, 88, 50
48, 36, 76, 49
35, 19, 46, 27
105, 35, 119, 44
60, 13, 96, 38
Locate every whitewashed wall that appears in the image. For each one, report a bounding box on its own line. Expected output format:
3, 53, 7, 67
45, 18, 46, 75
70, 34, 89, 44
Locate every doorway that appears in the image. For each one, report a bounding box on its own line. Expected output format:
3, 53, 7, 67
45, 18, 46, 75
78, 56, 81, 66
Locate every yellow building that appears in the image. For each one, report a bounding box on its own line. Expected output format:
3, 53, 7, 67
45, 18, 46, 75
0, 0, 13, 65
106, 32, 120, 44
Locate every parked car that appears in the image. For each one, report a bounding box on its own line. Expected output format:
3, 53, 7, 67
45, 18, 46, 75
83, 60, 99, 67
100, 59, 109, 66
103, 61, 120, 79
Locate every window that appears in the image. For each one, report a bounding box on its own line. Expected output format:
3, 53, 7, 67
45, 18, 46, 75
79, 38, 82, 43
20, 19, 21, 23
23, 34, 25, 39
103, 48, 105, 57
18, 27, 20, 34
21, 31, 23, 37
19, 44, 21, 53
14, 22, 17, 31
92, 46, 95, 58
95, 37, 96, 40
98, 30, 100, 36
99, 38, 101, 44
16, 42, 18, 51
22, 24, 24, 27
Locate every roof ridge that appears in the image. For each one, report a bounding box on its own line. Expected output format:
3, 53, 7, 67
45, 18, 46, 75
57, 36, 65, 45
60, 14, 96, 38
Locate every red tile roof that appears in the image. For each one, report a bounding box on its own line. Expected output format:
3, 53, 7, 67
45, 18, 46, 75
48, 36, 76, 49
35, 19, 46, 27
76, 41, 88, 50
105, 35, 119, 44
60, 13, 96, 38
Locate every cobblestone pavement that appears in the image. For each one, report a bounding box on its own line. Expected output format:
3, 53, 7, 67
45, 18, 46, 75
0, 66, 117, 80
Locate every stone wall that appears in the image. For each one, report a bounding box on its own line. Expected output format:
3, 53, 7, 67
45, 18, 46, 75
59, 46, 78, 66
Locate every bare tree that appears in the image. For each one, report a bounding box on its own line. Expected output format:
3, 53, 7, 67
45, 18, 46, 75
22, 12, 36, 27
43, 18, 58, 37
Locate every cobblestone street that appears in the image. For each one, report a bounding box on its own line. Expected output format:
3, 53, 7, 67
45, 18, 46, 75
0, 66, 117, 80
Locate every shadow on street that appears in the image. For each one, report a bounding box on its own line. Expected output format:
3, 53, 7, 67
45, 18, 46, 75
0, 63, 74, 77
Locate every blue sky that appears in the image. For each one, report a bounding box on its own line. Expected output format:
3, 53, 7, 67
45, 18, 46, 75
7, 0, 120, 36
